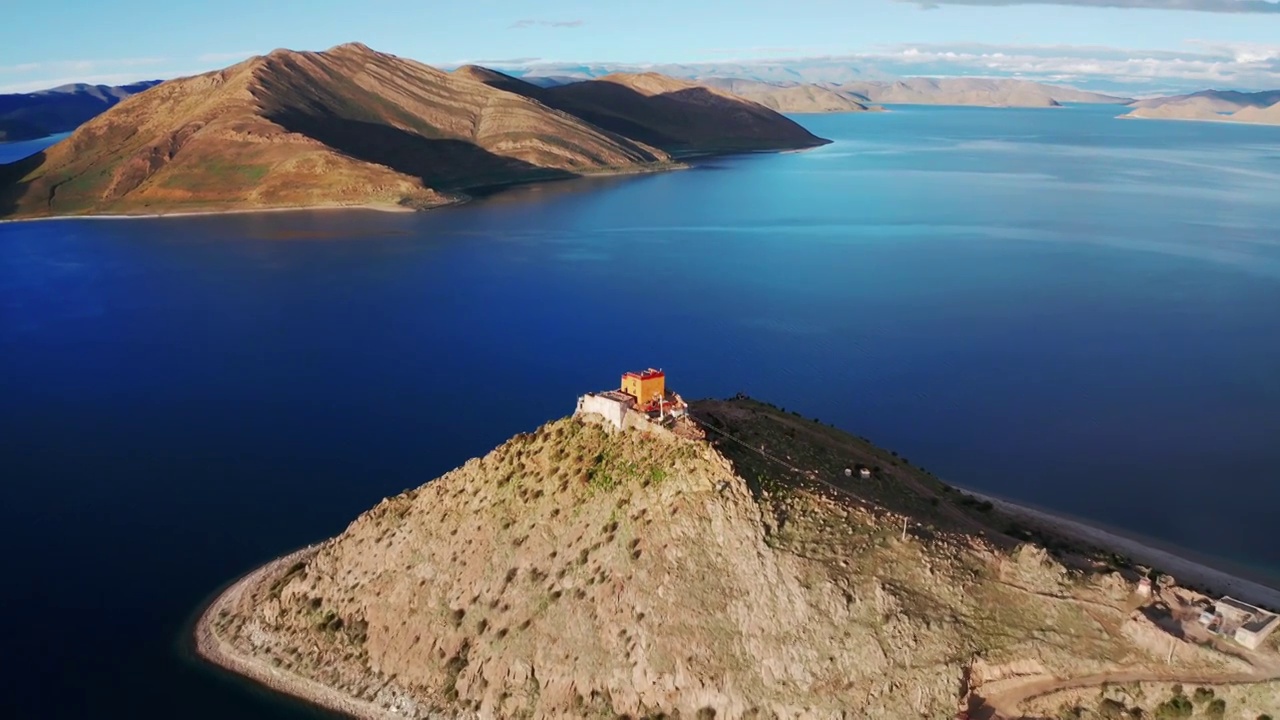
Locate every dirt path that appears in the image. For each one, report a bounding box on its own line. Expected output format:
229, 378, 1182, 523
973, 664, 1280, 719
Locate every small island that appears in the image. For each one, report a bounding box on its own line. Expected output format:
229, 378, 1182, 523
197, 373, 1280, 720
0, 43, 827, 221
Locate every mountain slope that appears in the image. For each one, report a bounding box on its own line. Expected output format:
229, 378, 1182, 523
1230, 101, 1280, 125
200, 398, 1249, 719
697, 78, 874, 113
834, 78, 1128, 107
0, 81, 160, 142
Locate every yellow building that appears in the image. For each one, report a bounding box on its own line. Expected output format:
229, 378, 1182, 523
621, 369, 665, 409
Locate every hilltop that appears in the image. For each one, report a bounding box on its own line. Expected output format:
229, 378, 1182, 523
0, 44, 826, 220
1122, 89, 1280, 125
0, 80, 159, 142
197, 396, 1280, 719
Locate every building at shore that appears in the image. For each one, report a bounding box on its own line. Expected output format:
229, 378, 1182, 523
1198, 596, 1280, 650
576, 369, 688, 430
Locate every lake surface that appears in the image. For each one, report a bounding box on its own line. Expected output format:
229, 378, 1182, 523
2, 105, 1280, 717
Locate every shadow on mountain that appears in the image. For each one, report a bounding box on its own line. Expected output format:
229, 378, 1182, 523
0, 151, 45, 219
466, 74, 824, 155
266, 110, 577, 191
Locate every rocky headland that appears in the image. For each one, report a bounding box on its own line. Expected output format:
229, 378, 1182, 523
196, 397, 1280, 719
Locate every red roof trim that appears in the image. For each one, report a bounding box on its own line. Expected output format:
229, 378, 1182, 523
623, 369, 665, 380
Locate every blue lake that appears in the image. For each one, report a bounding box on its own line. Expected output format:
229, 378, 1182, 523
2, 105, 1280, 717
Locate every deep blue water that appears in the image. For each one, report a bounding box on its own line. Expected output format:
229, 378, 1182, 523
2, 105, 1280, 718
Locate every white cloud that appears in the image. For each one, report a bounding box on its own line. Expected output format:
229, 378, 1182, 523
900, 0, 1280, 12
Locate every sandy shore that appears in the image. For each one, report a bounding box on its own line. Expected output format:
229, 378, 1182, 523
194, 544, 409, 720
962, 488, 1280, 611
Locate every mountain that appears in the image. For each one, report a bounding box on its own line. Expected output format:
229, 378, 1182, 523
1123, 90, 1280, 124
198, 396, 1254, 719
1228, 101, 1280, 125
458, 67, 831, 156
832, 78, 1129, 108
697, 78, 876, 114
0, 80, 160, 142
0, 45, 825, 220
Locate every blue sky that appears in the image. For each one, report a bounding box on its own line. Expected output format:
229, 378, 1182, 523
2, 0, 1279, 93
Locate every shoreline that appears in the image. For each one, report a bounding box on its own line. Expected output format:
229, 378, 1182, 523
0, 160, 690, 226
193, 543, 404, 720
0, 202, 422, 225
1118, 113, 1280, 128
960, 487, 1280, 611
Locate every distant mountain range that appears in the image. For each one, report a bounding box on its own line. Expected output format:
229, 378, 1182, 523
831, 78, 1129, 108
1122, 90, 1280, 126
0, 81, 160, 142
0, 44, 826, 220
532, 75, 1129, 113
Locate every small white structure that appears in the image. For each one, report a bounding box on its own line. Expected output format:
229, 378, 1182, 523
576, 391, 637, 430
859, 467, 872, 479
1136, 577, 1153, 598
1201, 597, 1280, 649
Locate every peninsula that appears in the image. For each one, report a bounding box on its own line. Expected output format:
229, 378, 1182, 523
0, 43, 827, 220
197, 381, 1280, 720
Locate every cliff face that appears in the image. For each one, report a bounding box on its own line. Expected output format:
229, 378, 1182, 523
0, 44, 827, 219
206, 399, 1242, 719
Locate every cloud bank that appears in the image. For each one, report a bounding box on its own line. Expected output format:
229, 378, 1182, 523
901, 0, 1280, 12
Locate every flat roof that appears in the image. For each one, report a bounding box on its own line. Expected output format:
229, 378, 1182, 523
1242, 613, 1279, 634
1219, 596, 1265, 617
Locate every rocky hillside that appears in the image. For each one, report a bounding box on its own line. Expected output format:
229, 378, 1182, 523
696, 78, 875, 114
833, 78, 1128, 108
0, 44, 824, 219
0, 80, 159, 142
203, 398, 1256, 719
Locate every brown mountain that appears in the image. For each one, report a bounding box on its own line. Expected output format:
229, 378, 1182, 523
697, 78, 875, 114
0, 44, 826, 220
1229, 101, 1280, 125
457, 67, 831, 156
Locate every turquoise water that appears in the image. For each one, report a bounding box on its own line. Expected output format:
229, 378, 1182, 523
2, 105, 1279, 717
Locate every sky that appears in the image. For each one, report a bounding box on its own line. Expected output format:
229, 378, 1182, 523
2, 0, 1279, 94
